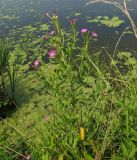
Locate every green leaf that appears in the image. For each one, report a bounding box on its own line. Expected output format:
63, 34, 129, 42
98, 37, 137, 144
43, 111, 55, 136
121, 143, 129, 157
42, 153, 49, 160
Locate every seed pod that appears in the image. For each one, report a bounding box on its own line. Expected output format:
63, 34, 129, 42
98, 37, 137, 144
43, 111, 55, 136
58, 154, 63, 160
79, 127, 85, 141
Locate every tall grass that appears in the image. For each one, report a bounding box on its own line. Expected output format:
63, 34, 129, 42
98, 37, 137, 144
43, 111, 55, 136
0, 38, 19, 113
0, 39, 10, 107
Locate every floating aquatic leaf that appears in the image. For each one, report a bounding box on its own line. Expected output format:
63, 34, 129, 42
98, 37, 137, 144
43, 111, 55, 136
74, 12, 81, 16
0, 14, 19, 21
87, 16, 125, 27
101, 16, 124, 27
103, 16, 109, 20
87, 19, 99, 23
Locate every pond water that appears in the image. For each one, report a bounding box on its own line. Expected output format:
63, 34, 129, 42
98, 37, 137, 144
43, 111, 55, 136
0, 0, 137, 53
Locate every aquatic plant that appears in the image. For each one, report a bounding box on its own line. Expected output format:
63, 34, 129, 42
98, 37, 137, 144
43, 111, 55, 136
87, 16, 125, 28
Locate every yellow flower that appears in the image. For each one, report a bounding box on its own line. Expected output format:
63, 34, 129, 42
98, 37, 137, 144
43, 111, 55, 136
79, 127, 85, 141
52, 15, 58, 20
58, 154, 63, 160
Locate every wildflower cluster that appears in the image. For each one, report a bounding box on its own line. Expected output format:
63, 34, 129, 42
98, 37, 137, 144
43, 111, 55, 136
30, 13, 98, 70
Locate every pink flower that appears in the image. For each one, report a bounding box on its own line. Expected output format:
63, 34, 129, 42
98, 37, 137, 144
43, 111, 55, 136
31, 59, 41, 69
44, 115, 49, 122
44, 12, 49, 17
69, 19, 77, 25
34, 59, 40, 66
81, 28, 88, 33
49, 30, 55, 36
91, 32, 98, 38
48, 48, 56, 59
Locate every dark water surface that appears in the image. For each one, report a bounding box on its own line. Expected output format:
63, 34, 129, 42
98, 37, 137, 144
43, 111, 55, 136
0, 0, 137, 52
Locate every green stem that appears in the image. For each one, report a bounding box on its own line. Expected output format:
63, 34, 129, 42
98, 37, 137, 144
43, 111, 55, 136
87, 56, 101, 75
80, 106, 83, 125
126, 110, 129, 139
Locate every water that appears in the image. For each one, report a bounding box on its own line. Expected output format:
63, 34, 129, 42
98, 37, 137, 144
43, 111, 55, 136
0, 0, 137, 53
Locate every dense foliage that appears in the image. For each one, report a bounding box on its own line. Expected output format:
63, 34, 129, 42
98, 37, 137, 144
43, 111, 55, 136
0, 13, 137, 160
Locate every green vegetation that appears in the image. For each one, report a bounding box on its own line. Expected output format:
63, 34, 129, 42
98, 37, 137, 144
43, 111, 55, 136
87, 16, 125, 27
0, 39, 10, 108
74, 13, 81, 16
0, 11, 137, 160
